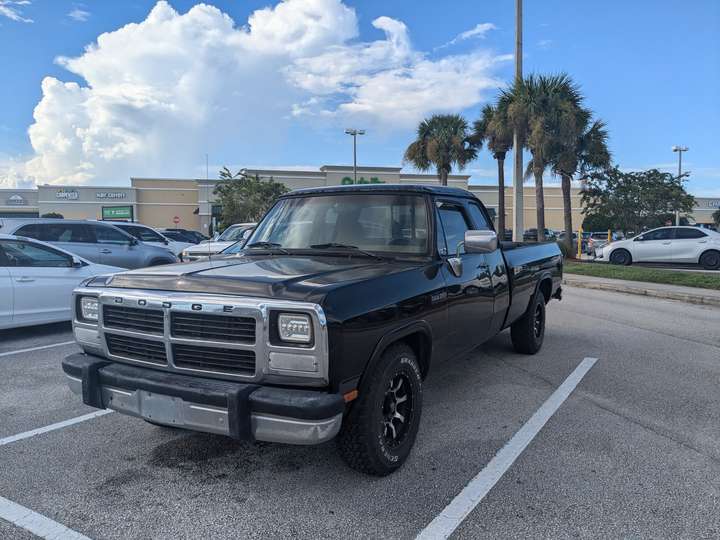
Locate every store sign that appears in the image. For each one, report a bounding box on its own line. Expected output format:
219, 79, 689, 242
102, 206, 133, 220
705, 199, 720, 209
56, 189, 79, 200
341, 176, 385, 185
96, 191, 127, 200
5, 194, 27, 206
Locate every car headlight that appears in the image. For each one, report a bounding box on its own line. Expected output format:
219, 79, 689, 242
278, 313, 312, 343
79, 296, 99, 322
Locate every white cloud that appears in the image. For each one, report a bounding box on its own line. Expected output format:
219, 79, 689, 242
0, 0, 32, 23
435, 22, 496, 50
537, 39, 552, 49
68, 8, 90, 22
7, 0, 508, 187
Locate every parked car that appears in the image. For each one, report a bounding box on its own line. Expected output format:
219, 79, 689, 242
0, 219, 177, 269
523, 228, 558, 242
180, 222, 256, 261
597, 226, 720, 269
63, 184, 562, 476
109, 222, 192, 258
0, 234, 122, 329
158, 228, 208, 244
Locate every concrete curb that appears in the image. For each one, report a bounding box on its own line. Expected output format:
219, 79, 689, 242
563, 275, 720, 307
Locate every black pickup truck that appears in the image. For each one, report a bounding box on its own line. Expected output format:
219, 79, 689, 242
63, 184, 562, 475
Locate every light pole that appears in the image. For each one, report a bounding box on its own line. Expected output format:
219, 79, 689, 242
345, 128, 365, 183
672, 145, 689, 225
512, 0, 524, 242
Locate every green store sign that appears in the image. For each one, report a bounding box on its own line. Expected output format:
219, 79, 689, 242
102, 206, 133, 220
341, 176, 385, 185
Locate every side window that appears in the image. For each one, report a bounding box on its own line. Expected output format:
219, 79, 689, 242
643, 228, 673, 241
437, 202, 471, 255
674, 228, 706, 239
0, 244, 9, 266
466, 202, 491, 231
94, 225, 131, 245
1, 240, 72, 268
14, 224, 41, 239
41, 223, 93, 243
121, 225, 165, 243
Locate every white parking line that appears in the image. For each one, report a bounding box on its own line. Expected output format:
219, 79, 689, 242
416, 357, 598, 540
0, 495, 92, 540
0, 410, 113, 447
0, 341, 76, 358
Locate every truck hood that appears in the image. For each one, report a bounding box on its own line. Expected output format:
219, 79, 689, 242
105, 254, 424, 303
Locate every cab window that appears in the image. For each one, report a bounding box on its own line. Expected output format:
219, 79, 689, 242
640, 228, 672, 241
118, 225, 165, 243
0, 240, 73, 267
466, 202, 492, 231
437, 202, 471, 255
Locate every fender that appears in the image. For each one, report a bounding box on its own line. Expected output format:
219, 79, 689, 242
357, 320, 434, 392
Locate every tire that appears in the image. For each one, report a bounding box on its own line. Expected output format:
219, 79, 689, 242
337, 343, 423, 476
609, 249, 632, 266
510, 290, 546, 355
699, 250, 720, 270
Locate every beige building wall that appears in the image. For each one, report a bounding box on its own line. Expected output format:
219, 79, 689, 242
37, 185, 137, 221
132, 178, 200, 229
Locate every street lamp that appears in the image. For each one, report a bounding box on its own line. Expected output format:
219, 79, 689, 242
345, 128, 365, 183
672, 145, 689, 225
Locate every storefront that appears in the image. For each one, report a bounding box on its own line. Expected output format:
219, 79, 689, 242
0, 189, 39, 218
693, 197, 720, 225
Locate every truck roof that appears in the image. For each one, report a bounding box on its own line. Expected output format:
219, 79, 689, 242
284, 183, 477, 199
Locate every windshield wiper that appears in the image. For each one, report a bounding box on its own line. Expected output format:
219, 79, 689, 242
245, 241, 290, 254
309, 243, 388, 260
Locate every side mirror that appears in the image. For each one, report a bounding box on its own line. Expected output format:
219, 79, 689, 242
71, 256, 84, 268
464, 230, 498, 254
634, 236, 644, 242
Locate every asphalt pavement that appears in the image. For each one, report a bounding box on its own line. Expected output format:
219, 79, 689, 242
0, 288, 718, 539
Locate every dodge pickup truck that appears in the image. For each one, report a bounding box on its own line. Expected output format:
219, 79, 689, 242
63, 184, 562, 475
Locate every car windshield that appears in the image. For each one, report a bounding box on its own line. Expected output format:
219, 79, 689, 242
246, 193, 429, 255
218, 225, 249, 242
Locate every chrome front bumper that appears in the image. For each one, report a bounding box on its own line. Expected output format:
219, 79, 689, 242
63, 353, 344, 445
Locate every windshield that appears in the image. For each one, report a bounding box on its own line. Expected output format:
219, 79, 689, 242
246, 193, 429, 255
218, 225, 250, 242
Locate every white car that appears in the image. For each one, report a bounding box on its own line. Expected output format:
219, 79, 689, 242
597, 226, 720, 269
109, 222, 192, 258
0, 234, 123, 329
181, 223, 256, 262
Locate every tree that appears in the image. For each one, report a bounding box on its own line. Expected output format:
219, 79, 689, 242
41, 212, 64, 219
581, 167, 695, 233
502, 74, 585, 241
403, 114, 477, 186
214, 167, 289, 227
552, 118, 611, 252
713, 209, 720, 227
471, 103, 513, 235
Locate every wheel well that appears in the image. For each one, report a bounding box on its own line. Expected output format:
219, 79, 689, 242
399, 331, 431, 379
538, 278, 552, 305
700, 249, 720, 262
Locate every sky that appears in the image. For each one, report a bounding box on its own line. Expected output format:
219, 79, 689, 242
0, 0, 718, 196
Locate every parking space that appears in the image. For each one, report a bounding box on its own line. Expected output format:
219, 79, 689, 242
0, 288, 718, 539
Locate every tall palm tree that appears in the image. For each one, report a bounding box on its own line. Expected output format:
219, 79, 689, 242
404, 114, 477, 186
471, 103, 513, 236
503, 74, 584, 241
552, 118, 611, 252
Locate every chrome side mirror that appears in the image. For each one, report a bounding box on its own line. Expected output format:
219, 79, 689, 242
464, 230, 498, 253
71, 256, 84, 268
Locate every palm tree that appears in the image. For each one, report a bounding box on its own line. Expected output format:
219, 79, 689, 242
471, 103, 513, 236
552, 117, 611, 253
404, 114, 477, 186
502, 74, 584, 241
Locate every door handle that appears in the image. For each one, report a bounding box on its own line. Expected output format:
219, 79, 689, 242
16, 277, 35, 283
100, 249, 112, 254
661, 241, 671, 245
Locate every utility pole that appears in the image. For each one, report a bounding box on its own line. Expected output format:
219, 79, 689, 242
672, 145, 689, 225
345, 128, 365, 183
512, 0, 524, 242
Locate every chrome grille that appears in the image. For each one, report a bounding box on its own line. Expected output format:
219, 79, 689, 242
171, 312, 255, 343
173, 344, 255, 375
106, 334, 167, 365
103, 305, 164, 334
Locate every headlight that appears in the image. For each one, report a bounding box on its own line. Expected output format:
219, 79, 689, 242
278, 313, 312, 343
79, 297, 99, 322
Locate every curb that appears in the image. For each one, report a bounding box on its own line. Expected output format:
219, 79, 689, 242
562, 275, 720, 307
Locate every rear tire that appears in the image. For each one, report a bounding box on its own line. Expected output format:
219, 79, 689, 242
337, 343, 423, 476
700, 250, 720, 270
511, 290, 546, 355
609, 249, 632, 266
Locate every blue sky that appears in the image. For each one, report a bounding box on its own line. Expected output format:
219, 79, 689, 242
0, 0, 718, 195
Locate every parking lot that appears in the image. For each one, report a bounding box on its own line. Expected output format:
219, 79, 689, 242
1, 286, 719, 539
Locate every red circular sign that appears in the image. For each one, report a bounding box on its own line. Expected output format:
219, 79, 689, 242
173, 216, 180, 224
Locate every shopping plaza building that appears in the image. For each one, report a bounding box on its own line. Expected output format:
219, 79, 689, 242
1, 164, 718, 233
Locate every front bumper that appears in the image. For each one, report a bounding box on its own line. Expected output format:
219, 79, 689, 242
62, 353, 344, 445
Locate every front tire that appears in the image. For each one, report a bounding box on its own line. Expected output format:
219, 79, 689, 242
700, 250, 720, 270
337, 343, 423, 476
511, 290, 546, 355
610, 249, 632, 266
